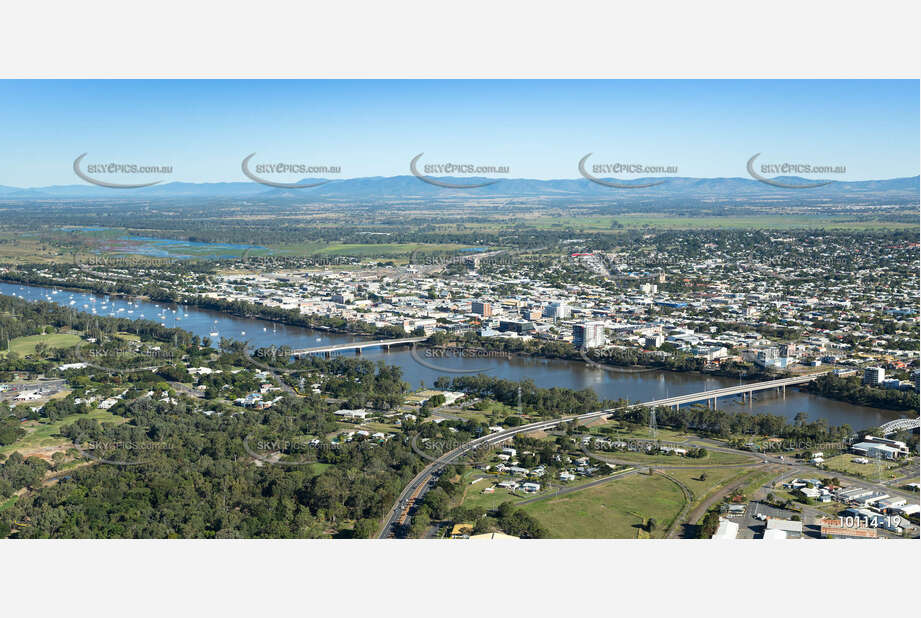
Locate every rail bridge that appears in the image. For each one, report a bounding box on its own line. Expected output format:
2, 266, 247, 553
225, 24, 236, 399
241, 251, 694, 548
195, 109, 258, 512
880, 417, 920, 435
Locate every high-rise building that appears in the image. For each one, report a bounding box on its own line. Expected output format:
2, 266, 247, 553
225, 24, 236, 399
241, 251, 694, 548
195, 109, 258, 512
542, 301, 571, 319
573, 321, 605, 349
863, 367, 885, 386
471, 301, 492, 317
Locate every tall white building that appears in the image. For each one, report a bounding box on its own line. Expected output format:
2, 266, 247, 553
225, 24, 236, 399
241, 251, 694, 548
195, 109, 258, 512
543, 301, 571, 319
573, 321, 605, 349
863, 367, 885, 386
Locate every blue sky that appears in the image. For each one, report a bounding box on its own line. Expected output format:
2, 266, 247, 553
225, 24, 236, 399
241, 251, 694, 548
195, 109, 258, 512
0, 80, 917, 186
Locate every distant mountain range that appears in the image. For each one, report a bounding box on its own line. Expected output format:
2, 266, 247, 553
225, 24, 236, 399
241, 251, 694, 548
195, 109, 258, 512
1, 175, 917, 200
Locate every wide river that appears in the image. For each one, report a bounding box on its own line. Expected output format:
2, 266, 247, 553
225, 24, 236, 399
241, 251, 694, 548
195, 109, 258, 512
1, 281, 909, 430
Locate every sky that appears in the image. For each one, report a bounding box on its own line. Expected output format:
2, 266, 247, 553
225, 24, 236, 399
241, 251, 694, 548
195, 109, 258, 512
0, 79, 917, 186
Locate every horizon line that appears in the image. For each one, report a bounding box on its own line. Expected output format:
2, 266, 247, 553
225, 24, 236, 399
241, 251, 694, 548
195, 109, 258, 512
3, 173, 920, 190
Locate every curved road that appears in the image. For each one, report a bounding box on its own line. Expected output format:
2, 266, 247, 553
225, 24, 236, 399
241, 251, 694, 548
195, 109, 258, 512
376, 371, 836, 538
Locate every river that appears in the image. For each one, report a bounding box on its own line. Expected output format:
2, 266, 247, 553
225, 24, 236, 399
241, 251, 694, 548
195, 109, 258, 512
0, 281, 908, 430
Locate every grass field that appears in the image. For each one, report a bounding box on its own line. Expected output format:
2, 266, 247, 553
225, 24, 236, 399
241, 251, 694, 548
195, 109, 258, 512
0, 408, 128, 459
592, 420, 693, 443
663, 466, 754, 504
0, 234, 76, 264
526, 214, 919, 231
1, 333, 81, 358
735, 466, 785, 499
820, 453, 902, 479
357, 421, 401, 434
435, 409, 490, 424
521, 472, 686, 538
460, 484, 522, 511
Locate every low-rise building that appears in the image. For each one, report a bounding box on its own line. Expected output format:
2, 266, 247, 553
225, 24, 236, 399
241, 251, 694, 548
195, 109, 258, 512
712, 517, 739, 539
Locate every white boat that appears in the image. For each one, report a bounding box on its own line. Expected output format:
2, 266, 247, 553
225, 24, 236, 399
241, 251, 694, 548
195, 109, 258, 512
209, 331, 219, 337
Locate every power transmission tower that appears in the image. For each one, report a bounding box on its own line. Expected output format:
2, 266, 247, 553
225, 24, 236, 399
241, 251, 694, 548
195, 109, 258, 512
650, 408, 658, 442
517, 386, 522, 416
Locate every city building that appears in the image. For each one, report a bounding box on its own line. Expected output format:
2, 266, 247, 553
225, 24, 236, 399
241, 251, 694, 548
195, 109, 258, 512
851, 441, 903, 460
862, 436, 910, 456
542, 301, 571, 320
520, 307, 542, 321
863, 367, 885, 386
573, 321, 605, 349
498, 320, 535, 335
471, 301, 492, 317
763, 518, 803, 539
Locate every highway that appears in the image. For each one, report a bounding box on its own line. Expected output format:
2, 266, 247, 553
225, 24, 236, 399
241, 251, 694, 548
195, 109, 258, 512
376, 371, 833, 538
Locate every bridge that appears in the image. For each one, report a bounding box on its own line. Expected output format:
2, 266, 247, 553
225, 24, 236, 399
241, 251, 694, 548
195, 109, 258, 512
880, 417, 920, 436
377, 371, 831, 538
290, 336, 427, 357
637, 372, 830, 410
